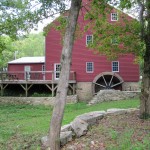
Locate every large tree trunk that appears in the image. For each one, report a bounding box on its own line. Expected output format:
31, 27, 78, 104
47, 0, 82, 150
140, 38, 150, 118
140, 0, 150, 118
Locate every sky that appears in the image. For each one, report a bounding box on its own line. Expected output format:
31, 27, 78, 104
31, 18, 53, 33
31, 0, 71, 33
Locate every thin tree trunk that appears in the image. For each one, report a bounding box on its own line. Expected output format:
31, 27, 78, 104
139, 0, 150, 118
47, 0, 82, 150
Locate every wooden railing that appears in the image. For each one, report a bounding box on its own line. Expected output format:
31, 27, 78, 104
0, 71, 76, 82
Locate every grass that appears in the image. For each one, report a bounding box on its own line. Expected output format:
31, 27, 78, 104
0, 99, 140, 149
62, 105, 150, 150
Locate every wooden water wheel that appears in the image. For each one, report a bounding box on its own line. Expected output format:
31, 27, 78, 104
93, 72, 124, 95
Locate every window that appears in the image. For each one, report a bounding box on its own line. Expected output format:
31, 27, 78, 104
111, 13, 118, 21
42, 65, 45, 74
86, 62, 94, 73
86, 35, 93, 45
54, 64, 61, 79
111, 37, 118, 45
112, 61, 119, 72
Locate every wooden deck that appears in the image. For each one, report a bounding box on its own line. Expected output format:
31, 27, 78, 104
0, 71, 76, 97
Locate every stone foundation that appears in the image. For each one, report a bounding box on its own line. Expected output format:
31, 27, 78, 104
0, 95, 78, 106
88, 90, 140, 105
0, 82, 140, 104
76, 82, 140, 101
122, 82, 141, 91
76, 82, 93, 101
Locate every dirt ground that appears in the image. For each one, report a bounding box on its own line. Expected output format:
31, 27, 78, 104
62, 110, 150, 150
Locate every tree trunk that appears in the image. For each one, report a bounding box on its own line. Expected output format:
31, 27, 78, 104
140, 39, 150, 118
140, 0, 150, 118
47, 0, 82, 150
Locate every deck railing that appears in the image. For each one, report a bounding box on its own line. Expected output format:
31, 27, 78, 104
0, 71, 76, 82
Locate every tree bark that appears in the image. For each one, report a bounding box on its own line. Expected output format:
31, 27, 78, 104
140, 42, 150, 118
47, 0, 82, 150
140, 0, 150, 118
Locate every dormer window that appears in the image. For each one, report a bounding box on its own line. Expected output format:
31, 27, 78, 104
86, 35, 93, 45
111, 13, 118, 21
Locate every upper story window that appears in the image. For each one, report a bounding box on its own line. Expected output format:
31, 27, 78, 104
111, 13, 118, 21
63, 16, 68, 20
111, 37, 119, 45
112, 61, 119, 72
86, 62, 94, 73
86, 35, 93, 45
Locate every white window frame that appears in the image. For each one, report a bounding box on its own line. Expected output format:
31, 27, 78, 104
112, 61, 119, 72
111, 13, 118, 21
86, 35, 93, 45
24, 66, 31, 80
42, 65, 45, 74
111, 37, 119, 45
86, 62, 94, 73
54, 63, 61, 80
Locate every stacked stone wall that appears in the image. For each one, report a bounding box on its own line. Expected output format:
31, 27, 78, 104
0, 95, 78, 106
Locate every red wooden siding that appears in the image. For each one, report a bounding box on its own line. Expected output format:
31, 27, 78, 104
8, 63, 44, 80
45, 2, 139, 82
8, 63, 44, 72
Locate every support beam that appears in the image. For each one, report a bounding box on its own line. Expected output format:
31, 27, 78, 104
0, 84, 3, 96
52, 83, 54, 97
45, 84, 52, 91
20, 84, 33, 97
0, 84, 8, 96
73, 83, 76, 95
25, 84, 28, 97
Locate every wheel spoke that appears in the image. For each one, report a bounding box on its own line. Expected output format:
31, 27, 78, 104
109, 75, 114, 86
93, 82, 106, 88
102, 75, 107, 86
111, 81, 123, 88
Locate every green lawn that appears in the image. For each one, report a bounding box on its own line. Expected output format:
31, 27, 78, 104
0, 99, 139, 149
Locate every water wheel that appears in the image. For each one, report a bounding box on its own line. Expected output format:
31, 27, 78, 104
93, 72, 124, 94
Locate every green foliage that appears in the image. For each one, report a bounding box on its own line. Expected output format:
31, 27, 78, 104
0, 36, 15, 69
109, 129, 119, 140
31, 92, 52, 97
1, 99, 148, 149
108, 129, 150, 150
0, 99, 139, 147
13, 32, 45, 57
43, 15, 68, 37
85, 1, 142, 60
0, 33, 44, 69
0, 0, 68, 39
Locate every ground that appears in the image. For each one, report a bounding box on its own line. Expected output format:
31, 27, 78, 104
62, 110, 150, 150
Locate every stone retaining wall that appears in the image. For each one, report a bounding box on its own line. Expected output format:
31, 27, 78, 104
41, 108, 139, 148
88, 90, 140, 105
0, 95, 78, 106
76, 82, 140, 101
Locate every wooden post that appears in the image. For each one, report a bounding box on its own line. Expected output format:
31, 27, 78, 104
0, 84, 3, 96
52, 83, 54, 97
73, 83, 76, 95
25, 84, 28, 97
52, 71, 54, 83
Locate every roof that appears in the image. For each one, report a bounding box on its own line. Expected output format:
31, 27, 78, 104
8, 57, 45, 64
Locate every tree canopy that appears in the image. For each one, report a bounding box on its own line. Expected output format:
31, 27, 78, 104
0, 0, 68, 39
0, 33, 44, 69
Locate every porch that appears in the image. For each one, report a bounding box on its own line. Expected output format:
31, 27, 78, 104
0, 71, 76, 97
